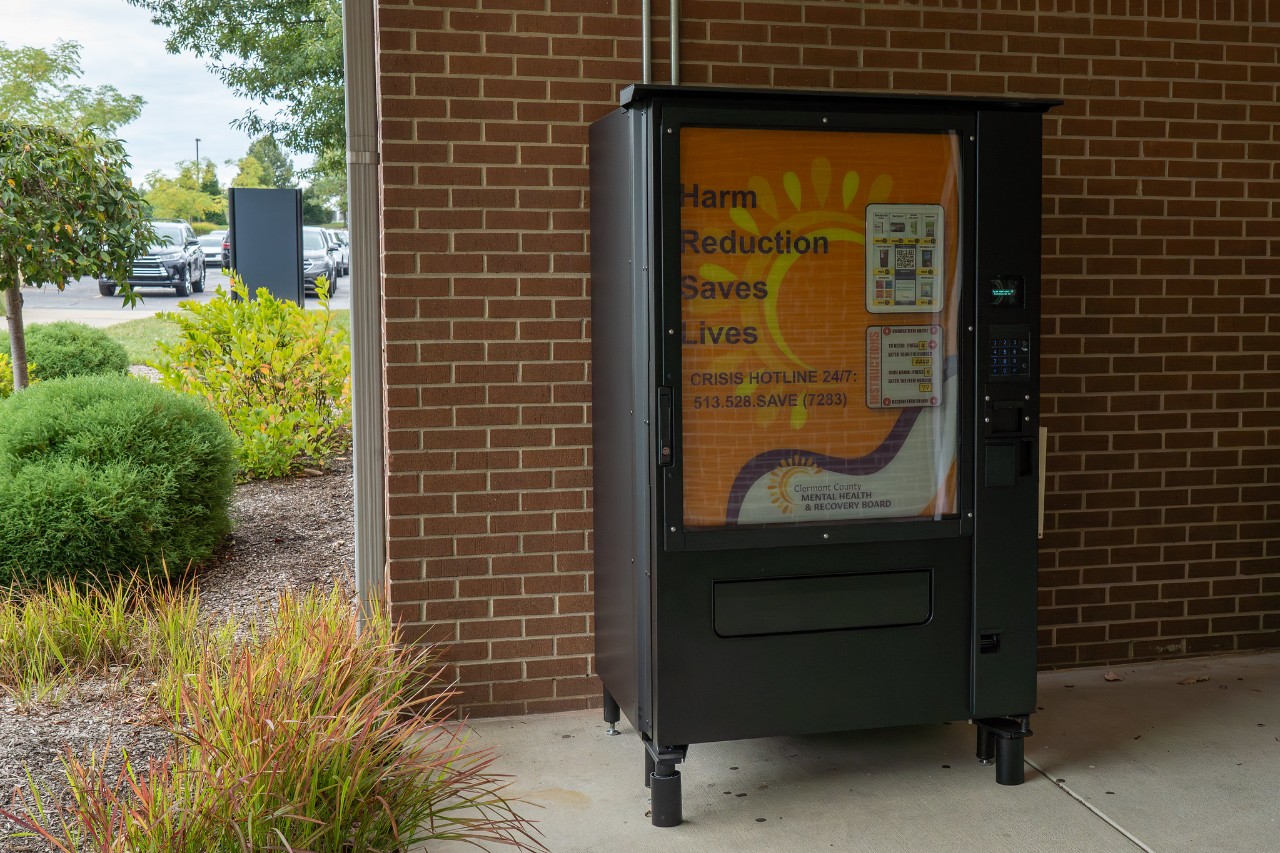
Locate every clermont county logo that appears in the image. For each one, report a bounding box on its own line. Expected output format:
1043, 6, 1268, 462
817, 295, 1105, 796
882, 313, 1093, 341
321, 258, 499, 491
766, 455, 821, 515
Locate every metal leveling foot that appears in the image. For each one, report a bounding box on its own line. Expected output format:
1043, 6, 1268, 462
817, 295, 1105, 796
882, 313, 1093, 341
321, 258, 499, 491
974, 716, 1032, 786
976, 725, 996, 766
603, 687, 620, 736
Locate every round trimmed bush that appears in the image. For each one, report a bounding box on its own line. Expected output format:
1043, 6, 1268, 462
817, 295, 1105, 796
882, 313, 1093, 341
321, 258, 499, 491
0, 374, 236, 587
0, 321, 130, 382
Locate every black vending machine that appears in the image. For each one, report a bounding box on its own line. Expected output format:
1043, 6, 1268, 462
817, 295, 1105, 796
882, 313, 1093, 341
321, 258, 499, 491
590, 85, 1057, 826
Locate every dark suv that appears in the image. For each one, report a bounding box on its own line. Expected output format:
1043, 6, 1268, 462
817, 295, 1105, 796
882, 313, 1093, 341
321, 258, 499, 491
100, 220, 205, 297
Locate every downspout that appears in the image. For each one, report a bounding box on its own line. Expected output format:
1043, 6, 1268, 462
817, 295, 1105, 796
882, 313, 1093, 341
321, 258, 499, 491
342, 0, 387, 630
642, 0, 651, 83
669, 0, 679, 85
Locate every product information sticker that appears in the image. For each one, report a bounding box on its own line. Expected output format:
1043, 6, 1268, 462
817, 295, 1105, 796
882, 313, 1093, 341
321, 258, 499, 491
677, 126, 962, 528
865, 204, 944, 313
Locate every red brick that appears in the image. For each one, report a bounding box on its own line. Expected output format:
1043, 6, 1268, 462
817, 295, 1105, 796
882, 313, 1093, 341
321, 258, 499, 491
379, 0, 1280, 713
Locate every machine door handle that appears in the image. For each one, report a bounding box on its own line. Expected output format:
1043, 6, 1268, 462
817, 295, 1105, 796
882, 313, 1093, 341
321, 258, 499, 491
657, 386, 674, 467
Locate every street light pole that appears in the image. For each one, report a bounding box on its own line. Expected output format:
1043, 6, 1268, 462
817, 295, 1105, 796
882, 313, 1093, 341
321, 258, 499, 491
195, 137, 201, 166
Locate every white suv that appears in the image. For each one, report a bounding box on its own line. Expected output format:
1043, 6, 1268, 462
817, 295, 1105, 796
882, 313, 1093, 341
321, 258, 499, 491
324, 229, 350, 276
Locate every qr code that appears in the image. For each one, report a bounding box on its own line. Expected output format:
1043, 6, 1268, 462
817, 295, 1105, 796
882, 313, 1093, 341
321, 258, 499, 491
894, 247, 916, 269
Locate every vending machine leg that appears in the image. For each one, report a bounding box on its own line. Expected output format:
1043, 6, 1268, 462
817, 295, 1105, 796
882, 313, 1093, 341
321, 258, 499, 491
643, 740, 688, 826
650, 759, 682, 827
974, 716, 1031, 786
995, 732, 1026, 786
603, 687, 620, 736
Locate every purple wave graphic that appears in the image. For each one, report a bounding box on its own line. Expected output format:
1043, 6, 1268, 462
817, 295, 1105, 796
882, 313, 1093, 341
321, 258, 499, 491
722, 355, 956, 524
724, 407, 923, 524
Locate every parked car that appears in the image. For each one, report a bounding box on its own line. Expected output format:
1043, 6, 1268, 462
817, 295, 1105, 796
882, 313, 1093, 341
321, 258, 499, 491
302, 226, 338, 294
221, 231, 232, 269
197, 234, 224, 267
99, 220, 205, 297
324, 229, 350, 276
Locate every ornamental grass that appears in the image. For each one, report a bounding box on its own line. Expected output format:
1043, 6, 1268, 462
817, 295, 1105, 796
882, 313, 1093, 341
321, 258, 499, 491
2, 584, 544, 852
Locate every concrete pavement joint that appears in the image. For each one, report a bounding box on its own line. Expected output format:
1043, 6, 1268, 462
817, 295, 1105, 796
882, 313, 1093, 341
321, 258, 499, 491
1025, 757, 1155, 852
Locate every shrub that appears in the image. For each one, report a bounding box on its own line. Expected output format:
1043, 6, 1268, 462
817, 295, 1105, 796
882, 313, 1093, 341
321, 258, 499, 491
0, 321, 129, 382
1, 350, 41, 399
150, 274, 351, 479
0, 350, 21, 398
4, 588, 547, 853
0, 374, 236, 587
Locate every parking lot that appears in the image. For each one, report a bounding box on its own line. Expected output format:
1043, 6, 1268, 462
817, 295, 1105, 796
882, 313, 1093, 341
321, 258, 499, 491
13, 267, 352, 328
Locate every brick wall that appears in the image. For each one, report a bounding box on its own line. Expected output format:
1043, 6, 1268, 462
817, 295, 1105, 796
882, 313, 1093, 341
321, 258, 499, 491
376, 0, 1280, 715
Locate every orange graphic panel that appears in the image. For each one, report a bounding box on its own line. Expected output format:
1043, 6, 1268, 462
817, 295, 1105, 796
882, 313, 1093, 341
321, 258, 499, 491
677, 127, 962, 528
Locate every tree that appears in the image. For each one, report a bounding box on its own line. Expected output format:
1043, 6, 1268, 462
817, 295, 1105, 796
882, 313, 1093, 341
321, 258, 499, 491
301, 184, 333, 225
196, 158, 226, 224
198, 158, 222, 197
230, 154, 268, 189
0, 41, 144, 134
306, 161, 346, 223
246, 135, 295, 188
125, 0, 343, 161
0, 121, 154, 390
143, 160, 226, 223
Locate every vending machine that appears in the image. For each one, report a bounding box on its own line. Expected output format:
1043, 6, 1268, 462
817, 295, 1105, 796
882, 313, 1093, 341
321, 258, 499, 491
590, 85, 1057, 826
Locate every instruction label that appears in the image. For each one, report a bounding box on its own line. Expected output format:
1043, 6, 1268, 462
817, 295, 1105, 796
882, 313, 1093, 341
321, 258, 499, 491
866, 325, 943, 409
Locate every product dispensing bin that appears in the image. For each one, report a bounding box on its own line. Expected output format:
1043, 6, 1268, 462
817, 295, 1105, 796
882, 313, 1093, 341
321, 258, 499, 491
590, 85, 1058, 826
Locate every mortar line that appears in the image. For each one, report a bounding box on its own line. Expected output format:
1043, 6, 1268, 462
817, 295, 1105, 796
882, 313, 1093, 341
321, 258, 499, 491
1025, 757, 1155, 853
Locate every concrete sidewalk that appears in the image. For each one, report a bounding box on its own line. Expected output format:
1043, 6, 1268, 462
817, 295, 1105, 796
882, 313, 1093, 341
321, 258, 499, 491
443, 651, 1280, 852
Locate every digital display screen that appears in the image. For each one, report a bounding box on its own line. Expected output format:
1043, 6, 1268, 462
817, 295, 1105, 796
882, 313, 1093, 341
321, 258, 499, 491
989, 276, 1023, 307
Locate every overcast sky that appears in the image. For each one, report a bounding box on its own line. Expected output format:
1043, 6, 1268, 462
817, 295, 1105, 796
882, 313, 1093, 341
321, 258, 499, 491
9, 0, 314, 185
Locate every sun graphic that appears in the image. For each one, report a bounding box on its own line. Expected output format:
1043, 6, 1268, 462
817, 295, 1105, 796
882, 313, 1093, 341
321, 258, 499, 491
766, 455, 822, 515
684, 156, 895, 430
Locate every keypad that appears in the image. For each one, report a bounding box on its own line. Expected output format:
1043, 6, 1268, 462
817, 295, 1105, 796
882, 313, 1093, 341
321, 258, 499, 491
987, 336, 1030, 378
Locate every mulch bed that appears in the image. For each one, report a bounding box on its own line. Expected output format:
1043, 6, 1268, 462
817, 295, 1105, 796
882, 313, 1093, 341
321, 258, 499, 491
0, 454, 354, 851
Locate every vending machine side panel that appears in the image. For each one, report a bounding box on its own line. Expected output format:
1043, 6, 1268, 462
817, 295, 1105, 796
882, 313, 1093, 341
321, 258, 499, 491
590, 106, 656, 734
972, 108, 1045, 719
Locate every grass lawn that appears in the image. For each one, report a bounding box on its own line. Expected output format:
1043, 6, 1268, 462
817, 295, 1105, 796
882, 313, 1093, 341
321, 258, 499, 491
104, 315, 184, 364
